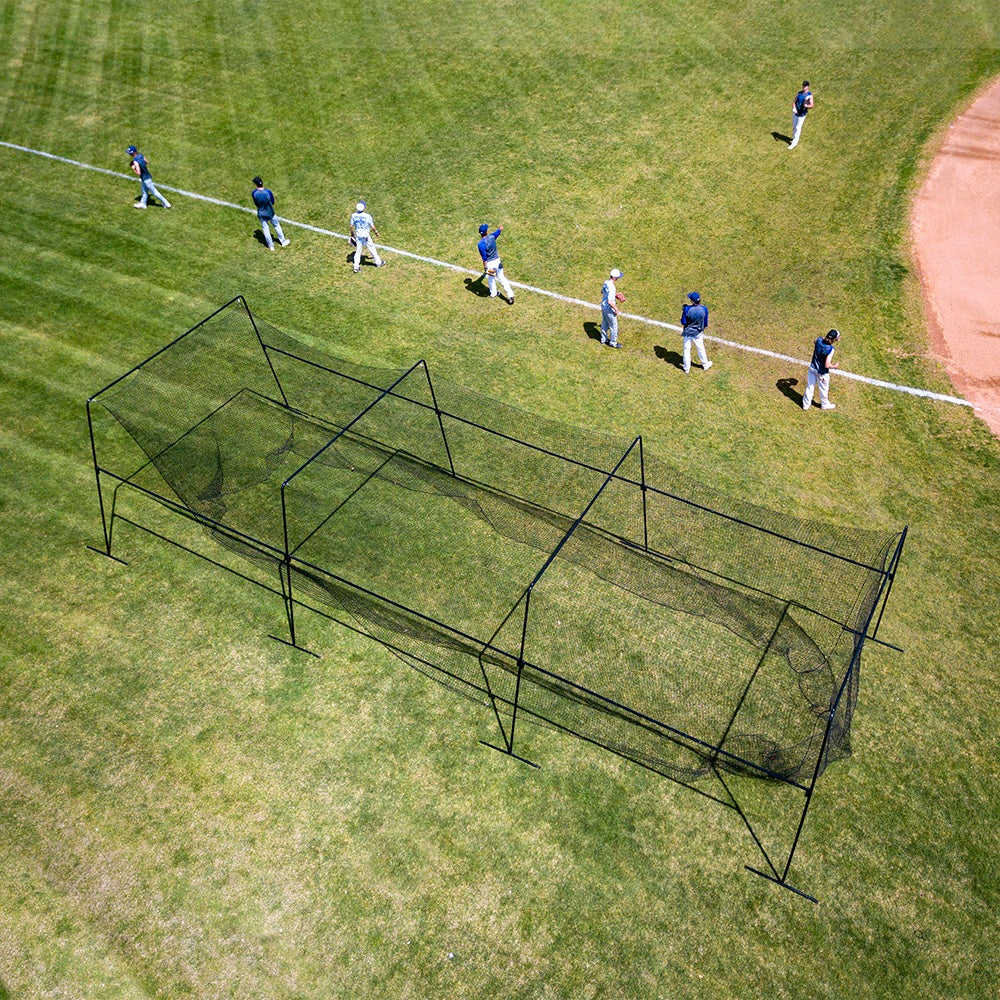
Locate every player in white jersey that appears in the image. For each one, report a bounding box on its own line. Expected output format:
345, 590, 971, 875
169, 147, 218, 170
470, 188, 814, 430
600, 268, 624, 348
350, 201, 384, 272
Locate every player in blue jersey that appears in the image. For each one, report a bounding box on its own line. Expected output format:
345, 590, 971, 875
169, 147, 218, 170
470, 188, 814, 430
350, 201, 384, 272
788, 81, 814, 150
126, 145, 171, 209
600, 268, 624, 348
802, 329, 840, 410
476, 224, 515, 304
680, 291, 712, 372
251, 177, 290, 250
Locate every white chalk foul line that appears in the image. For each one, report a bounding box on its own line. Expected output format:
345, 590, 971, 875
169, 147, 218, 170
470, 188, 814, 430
1, 139, 975, 410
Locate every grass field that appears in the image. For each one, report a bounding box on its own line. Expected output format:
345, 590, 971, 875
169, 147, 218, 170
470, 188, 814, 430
1, 1, 998, 997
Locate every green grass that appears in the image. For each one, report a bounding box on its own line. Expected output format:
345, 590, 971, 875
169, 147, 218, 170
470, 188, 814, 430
1, 1, 999, 997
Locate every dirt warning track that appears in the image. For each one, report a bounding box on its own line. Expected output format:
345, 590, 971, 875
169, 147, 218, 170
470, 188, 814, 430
912, 75, 1000, 436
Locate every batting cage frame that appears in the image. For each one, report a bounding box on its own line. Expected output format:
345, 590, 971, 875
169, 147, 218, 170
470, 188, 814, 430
86, 296, 906, 900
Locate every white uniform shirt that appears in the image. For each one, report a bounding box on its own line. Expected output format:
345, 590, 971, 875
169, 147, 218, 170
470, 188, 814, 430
351, 211, 374, 237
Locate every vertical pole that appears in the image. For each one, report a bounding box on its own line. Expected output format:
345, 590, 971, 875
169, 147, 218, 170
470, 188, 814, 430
283, 558, 297, 648
777, 638, 862, 889
86, 398, 113, 556
421, 360, 455, 476
477, 591, 539, 768
477, 587, 538, 767
638, 435, 649, 551
280, 478, 297, 647
241, 295, 291, 408
506, 589, 532, 756
869, 527, 907, 643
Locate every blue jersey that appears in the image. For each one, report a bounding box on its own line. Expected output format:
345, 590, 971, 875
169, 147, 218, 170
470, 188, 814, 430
478, 229, 501, 263
681, 302, 708, 334
252, 187, 275, 220
794, 89, 811, 116
810, 337, 835, 374
131, 153, 151, 180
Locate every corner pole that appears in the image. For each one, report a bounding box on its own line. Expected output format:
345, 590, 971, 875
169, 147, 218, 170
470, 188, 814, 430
86, 397, 112, 556
85, 295, 252, 563
241, 295, 291, 409
745, 633, 865, 903
85, 398, 128, 564
746, 524, 905, 900
869, 527, 907, 643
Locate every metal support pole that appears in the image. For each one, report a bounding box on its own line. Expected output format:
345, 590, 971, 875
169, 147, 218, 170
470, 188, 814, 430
420, 359, 456, 477
869, 526, 907, 643
638, 435, 649, 551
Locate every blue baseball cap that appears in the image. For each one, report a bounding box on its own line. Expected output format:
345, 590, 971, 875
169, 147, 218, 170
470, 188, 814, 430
688, 291, 701, 303
479, 224, 489, 235
126, 145, 137, 154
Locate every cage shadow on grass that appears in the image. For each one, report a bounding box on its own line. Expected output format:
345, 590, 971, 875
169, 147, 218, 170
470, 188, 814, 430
86, 295, 906, 900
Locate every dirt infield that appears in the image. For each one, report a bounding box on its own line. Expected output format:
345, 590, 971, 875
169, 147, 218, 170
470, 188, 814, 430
911, 75, 1000, 436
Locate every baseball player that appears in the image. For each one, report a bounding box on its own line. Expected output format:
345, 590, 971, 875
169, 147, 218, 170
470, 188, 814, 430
476, 224, 515, 304
350, 201, 384, 272
802, 329, 840, 410
600, 268, 624, 348
126, 145, 171, 209
252, 177, 290, 250
680, 291, 712, 372
789, 81, 814, 150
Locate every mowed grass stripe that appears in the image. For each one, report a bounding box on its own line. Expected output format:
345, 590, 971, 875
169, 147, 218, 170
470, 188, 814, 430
1, 1, 998, 997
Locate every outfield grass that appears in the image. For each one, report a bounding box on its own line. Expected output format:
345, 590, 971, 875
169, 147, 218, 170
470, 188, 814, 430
1, 1, 998, 997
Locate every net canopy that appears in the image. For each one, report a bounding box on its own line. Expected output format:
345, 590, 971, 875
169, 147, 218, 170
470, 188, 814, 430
89, 297, 902, 792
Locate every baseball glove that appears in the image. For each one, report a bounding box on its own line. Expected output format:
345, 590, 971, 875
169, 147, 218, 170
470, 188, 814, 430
615, 292, 626, 303
486, 267, 498, 277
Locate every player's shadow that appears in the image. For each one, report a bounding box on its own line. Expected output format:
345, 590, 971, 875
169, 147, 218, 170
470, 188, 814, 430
253, 229, 270, 247
584, 321, 604, 342
777, 377, 803, 406
344, 250, 381, 267
772, 131, 792, 145
654, 345, 685, 370
463, 274, 492, 298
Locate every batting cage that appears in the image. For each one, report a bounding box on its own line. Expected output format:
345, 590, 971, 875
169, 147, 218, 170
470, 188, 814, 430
87, 296, 906, 899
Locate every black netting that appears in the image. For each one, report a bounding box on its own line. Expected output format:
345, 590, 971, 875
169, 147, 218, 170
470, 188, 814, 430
90, 298, 901, 789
